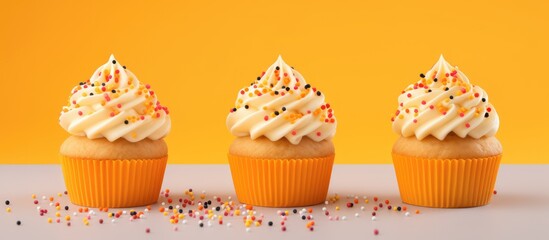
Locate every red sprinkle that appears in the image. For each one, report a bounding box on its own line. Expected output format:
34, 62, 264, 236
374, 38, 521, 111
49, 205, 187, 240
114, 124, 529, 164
374, 229, 379, 235
407, 93, 412, 98
264, 116, 269, 121
465, 123, 471, 128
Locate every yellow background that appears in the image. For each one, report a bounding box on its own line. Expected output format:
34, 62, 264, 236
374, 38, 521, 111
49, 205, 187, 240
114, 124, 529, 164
1, 0, 547, 164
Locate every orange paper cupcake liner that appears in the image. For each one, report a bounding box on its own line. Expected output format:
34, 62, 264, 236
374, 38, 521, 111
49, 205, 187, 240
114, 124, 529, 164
228, 154, 335, 207
392, 153, 501, 208
61, 155, 168, 208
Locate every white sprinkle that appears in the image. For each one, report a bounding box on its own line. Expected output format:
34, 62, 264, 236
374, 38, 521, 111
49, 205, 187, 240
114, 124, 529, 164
342, 216, 347, 221
176, 205, 180, 209
322, 207, 327, 211
182, 220, 187, 225
246, 228, 251, 232
111, 219, 116, 223
36, 206, 41, 210
355, 213, 360, 218
363, 196, 368, 199
226, 222, 232, 228
325, 201, 329, 205
140, 214, 146, 219
207, 221, 212, 227
360, 206, 365, 211
198, 220, 203, 225
371, 216, 377, 221
73, 212, 77, 216
161, 202, 165, 206
42, 196, 46, 200
405, 212, 410, 217
202, 190, 206, 194
49, 203, 53, 206
228, 196, 232, 200
144, 209, 149, 212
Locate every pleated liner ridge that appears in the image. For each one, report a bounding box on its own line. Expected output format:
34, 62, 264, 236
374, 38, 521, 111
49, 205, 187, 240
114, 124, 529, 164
392, 153, 501, 208
61, 155, 168, 208
228, 154, 335, 207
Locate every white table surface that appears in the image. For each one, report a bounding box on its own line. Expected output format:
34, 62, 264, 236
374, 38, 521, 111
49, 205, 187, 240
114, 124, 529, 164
0, 164, 547, 240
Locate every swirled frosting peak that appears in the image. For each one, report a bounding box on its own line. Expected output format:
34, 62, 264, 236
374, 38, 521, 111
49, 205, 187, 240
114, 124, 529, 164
226, 55, 336, 144
59, 55, 171, 142
391, 55, 499, 140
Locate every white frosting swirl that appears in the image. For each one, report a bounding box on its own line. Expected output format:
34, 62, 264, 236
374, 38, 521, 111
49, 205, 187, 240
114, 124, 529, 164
60, 55, 171, 142
226, 56, 336, 144
392, 55, 499, 140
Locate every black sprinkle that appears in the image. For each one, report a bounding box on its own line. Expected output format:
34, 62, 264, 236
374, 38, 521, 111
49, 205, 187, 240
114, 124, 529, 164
5, 200, 10, 205
232, 108, 237, 112
445, 87, 449, 91
112, 60, 117, 64
64, 206, 69, 211
397, 206, 402, 211
420, 73, 425, 78
428, 89, 432, 93
244, 105, 249, 109
281, 85, 285, 89
433, 78, 438, 82
449, 96, 454, 100
282, 107, 286, 111
124, 120, 129, 125
274, 91, 279, 95
215, 206, 221, 211
16, 221, 21, 226
482, 98, 486, 102
316, 91, 322, 96
101, 83, 105, 86
301, 215, 306, 220
274, 111, 279, 116
270, 84, 273, 88
91, 84, 94, 87
485, 112, 490, 118
304, 84, 311, 89
207, 200, 212, 205
168, 206, 173, 210
275, 66, 280, 70
199, 223, 204, 227
292, 209, 297, 214
123, 66, 126, 69
285, 87, 290, 91
79, 82, 85, 85
179, 209, 183, 214
89, 93, 94, 96
257, 77, 261, 80
268, 221, 273, 226
111, 90, 116, 93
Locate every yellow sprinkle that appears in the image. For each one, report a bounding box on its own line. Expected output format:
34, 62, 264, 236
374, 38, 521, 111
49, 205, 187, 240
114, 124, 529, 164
56, 212, 61, 217
163, 212, 168, 216
364, 199, 369, 204
32, 194, 36, 199
255, 221, 261, 226
335, 206, 340, 211
6, 207, 11, 213
65, 216, 71, 221
47, 218, 53, 223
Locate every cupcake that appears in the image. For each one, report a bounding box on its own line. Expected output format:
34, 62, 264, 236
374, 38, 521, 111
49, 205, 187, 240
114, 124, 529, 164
226, 56, 336, 207
59, 55, 171, 208
391, 55, 502, 208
